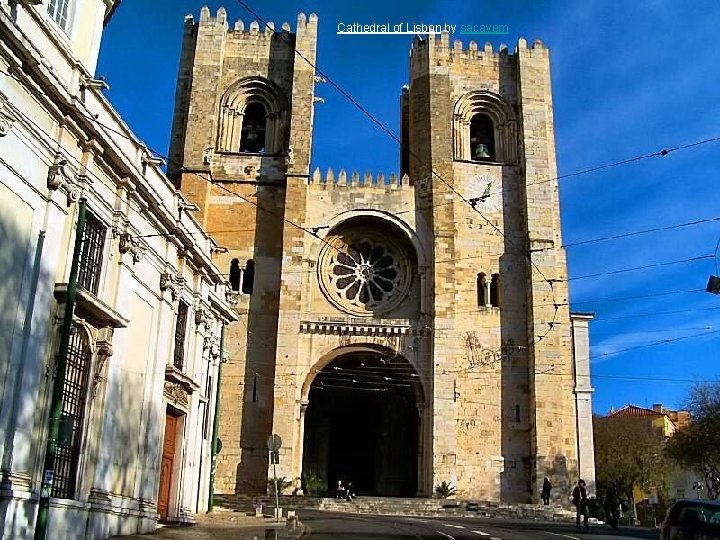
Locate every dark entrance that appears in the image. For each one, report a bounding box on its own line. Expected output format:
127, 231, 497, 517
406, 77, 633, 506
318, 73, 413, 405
302, 350, 420, 497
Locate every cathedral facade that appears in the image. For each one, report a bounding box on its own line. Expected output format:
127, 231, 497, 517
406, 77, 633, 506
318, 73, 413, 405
169, 7, 595, 502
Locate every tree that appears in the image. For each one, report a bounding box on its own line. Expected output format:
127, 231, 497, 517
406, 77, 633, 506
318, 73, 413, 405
666, 383, 720, 499
594, 414, 674, 520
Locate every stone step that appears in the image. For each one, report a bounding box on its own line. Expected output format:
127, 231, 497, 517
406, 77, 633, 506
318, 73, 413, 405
213, 494, 575, 523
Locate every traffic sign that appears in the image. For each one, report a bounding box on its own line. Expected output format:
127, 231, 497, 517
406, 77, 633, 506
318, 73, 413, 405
267, 434, 282, 452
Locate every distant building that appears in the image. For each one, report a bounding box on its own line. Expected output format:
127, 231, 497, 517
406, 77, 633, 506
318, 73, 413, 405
605, 404, 706, 501
0, 1, 236, 538
168, 7, 596, 503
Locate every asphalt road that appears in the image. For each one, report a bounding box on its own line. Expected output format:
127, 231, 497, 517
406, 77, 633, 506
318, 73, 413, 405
299, 510, 660, 540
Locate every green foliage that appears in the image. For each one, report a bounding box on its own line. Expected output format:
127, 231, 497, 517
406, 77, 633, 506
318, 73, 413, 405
435, 481, 457, 498
302, 471, 326, 496
267, 476, 293, 496
594, 414, 674, 515
666, 383, 720, 500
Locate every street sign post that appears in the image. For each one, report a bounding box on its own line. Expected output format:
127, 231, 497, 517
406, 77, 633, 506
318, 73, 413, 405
267, 434, 282, 521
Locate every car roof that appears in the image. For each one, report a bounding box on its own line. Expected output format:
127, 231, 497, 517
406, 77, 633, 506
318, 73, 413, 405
672, 499, 720, 508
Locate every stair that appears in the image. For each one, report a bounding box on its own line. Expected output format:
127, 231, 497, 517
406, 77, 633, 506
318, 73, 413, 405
213, 494, 575, 522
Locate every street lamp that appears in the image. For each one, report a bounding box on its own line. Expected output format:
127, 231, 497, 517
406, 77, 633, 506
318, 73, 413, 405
707, 275, 720, 295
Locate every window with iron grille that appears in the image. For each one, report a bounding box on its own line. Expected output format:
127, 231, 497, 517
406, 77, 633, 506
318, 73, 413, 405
173, 302, 189, 370
51, 329, 91, 499
77, 211, 106, 295
47, 0, 73, 32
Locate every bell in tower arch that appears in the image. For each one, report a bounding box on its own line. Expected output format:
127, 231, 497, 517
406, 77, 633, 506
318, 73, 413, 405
470, 113, 496, 162
240, 101, 267, 153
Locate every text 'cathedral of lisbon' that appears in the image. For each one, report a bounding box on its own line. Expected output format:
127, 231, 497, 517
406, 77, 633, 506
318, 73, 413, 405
168, 5, 595, 502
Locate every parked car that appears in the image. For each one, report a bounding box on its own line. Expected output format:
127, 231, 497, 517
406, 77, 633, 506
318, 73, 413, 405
659, 499, 720, 539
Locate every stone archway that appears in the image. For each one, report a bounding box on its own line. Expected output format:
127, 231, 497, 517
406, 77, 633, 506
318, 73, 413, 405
300, 347, 424, 497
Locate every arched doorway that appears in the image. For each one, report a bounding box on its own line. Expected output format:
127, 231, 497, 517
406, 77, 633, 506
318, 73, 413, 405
301, 348, 422, 497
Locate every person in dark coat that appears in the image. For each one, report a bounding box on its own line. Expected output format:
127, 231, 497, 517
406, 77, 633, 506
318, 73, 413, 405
541, 477, 552, 505
345, 481, 355, 501
604, 488, 620, 529
572, 479, 589, 527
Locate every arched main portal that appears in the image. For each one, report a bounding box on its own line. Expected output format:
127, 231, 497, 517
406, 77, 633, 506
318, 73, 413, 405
301, 348, 423, 497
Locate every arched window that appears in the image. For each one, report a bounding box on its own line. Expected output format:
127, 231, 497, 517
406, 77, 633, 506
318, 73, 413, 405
52, 328, 92, 498
477, 272, 488, 307
470, 114, 495, 162
490, 273, 500, 308
217, 77, 288, 155
229, 258, 241, 291
241, 259, 255, 294
239, 102, 267, 153
453, 91, 516, 164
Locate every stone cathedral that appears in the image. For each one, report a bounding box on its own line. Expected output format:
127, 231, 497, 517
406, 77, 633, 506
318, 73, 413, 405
167, 6, 595, 502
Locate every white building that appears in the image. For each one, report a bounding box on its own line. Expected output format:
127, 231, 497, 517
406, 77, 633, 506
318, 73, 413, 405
0, 1, 237, 538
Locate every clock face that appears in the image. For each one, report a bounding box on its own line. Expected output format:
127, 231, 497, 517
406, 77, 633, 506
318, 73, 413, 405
467, 174, 502, 213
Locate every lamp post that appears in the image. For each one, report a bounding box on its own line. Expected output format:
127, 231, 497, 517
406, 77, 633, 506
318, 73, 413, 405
692, 481, 704, 499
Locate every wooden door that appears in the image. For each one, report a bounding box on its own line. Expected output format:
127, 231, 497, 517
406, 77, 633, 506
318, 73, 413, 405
158, 411, 179, 520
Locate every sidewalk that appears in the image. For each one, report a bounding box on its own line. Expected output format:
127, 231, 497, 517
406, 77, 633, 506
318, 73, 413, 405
113, 510, 299, 539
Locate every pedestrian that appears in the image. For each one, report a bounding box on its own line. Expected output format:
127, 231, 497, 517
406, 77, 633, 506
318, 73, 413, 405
604, 488, 620, 529
336, 480, 345, 499
572, 479, 589, 528
541, 477, 552, 505
345, 481, 355, 501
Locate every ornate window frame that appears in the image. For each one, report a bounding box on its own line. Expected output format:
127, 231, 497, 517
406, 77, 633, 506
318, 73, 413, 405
217, 77, 288, 155
453, 91, 517, 164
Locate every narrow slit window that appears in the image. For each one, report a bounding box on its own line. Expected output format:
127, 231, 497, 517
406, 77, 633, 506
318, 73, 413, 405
229, 258, 241, 291
477, 272, 487, 307
239, 102, 267, 153
515, 404, 521, 423
470, 114, 495, 162
242, 259, 255, 294
173, 301, 189, 370
490, 273, 500, 308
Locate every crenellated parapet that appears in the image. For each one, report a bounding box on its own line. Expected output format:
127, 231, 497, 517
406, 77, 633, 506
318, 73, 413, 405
308, 168, 411, 189
410, 35, 548, 67
191, 6, 318, 39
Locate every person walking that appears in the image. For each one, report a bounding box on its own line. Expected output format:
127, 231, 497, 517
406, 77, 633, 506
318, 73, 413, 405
604, 488, 620, 529
541, 477, 552, 505
572, 479, 589, 528
345, 481, 355, 501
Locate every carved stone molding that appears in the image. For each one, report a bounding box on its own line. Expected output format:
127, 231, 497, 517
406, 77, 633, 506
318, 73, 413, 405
203, 332, 220, 359
194, 307, 209, 329
92, 327, 114, 397
47, 154, 79, 206
0, 97, 15, 137
118, 232, 146, 263
164, 365, 199, 411
159, 272, 182, 301
299, 319, 429, 338
225, 290, 240, 306
164, 382, 189, 408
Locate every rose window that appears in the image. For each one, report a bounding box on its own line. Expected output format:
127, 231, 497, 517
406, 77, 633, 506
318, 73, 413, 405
318, 229, 413, 316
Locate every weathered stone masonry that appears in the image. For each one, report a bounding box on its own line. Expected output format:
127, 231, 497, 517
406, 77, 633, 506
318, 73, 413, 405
168, 7, 594, 502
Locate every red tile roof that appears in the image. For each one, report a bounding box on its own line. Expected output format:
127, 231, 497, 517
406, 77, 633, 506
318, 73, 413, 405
608, 404, 664, 418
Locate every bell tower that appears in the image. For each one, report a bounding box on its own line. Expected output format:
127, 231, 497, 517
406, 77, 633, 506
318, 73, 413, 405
404, 34, 578, 501
167, 6, 318, 492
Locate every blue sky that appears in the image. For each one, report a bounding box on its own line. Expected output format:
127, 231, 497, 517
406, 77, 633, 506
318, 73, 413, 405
97, 1, 720, 414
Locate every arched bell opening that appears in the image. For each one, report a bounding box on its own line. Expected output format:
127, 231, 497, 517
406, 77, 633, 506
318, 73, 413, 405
301, 348, 424, 497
